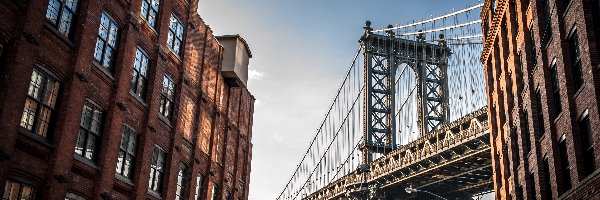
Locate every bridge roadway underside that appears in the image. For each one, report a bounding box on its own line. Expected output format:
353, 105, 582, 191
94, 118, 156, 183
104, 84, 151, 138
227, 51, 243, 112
379, 137, 492, 199
305, 108, 493, 200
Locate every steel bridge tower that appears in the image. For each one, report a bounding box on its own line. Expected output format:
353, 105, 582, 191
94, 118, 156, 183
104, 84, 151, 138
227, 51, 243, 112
360, 21, 451, 162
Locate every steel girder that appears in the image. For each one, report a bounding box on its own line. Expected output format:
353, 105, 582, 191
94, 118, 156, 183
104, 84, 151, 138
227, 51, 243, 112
304, 108, 492, 200
360, 22, 451, 158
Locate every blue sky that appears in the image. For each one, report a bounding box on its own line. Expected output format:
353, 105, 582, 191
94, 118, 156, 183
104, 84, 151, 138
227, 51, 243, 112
199, 1, 483, 199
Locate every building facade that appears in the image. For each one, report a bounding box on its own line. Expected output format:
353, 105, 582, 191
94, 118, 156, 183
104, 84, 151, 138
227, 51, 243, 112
482, 0, 600, 199
0, 0, 254, 199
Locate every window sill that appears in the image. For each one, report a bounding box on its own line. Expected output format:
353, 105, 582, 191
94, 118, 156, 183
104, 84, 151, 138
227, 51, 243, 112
573, 85, 585, 100
74, 154, 99, 169
147, 190, 163, 199
129, 90, 148, 107
561, 1, 575, 20
92, 61, 116, 82
158, 114, 173, 128
43, 22, 75, 48
115, 173, 135, 186
17, 127, 53, 148
166, 46, 182, 65
140, 19, 158, 37
553, 112, 564, 123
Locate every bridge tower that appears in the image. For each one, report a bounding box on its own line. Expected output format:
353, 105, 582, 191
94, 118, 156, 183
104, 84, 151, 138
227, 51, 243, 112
360, 21, 451, 162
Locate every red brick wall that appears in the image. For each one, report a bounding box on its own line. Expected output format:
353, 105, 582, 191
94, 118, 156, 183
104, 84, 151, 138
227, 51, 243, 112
482, 0, 600, 199
0, 0, 255, 199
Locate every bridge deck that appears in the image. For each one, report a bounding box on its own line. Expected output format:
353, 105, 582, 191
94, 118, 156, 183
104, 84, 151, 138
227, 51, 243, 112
305, 108, 492, 199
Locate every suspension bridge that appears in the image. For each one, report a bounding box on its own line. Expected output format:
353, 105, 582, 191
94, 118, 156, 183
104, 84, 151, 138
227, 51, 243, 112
278, 3, 492, 199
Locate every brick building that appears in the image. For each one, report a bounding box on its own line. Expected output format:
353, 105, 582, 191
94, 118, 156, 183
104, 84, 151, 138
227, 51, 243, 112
0, 0, 254, 199
481, 0, 600, 199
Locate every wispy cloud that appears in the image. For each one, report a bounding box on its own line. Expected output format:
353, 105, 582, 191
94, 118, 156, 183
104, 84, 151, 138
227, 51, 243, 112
249, 69, 265, 81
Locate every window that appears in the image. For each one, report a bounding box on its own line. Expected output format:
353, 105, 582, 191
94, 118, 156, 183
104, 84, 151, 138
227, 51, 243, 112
511, 128, 520, 164
93, 12, 120, 71
562, 0, 572, 12
140, 0, 160, 28
65, 193, 86, 200
2, 179, 36, 200
542, 158, 552, 199
550, 62, 562, 117
130, 47, 149, 99
541, 0, 552, 44
167, 14, 184, 55
523, 110, 532, 153
159, 75, 176, 119
20, 68, 60, 137
115, 126, 138, 179
175, 164, 188, 200
148, 147, 166, 193
75, 100, 103, 162
593, 0, 600, 58
579, 113, 596, 177
568, 31, 583, 90
558, 139, 572, 195
210, 185, 219, 200
510, 0, 519, 31
529, 172, 537, 200
194, 173, 204, 200
529, 28, 537, 67
535, 89, 545, 136
517, 185, 524, 200
225, 191, 232, 200
45, 0, 79, 37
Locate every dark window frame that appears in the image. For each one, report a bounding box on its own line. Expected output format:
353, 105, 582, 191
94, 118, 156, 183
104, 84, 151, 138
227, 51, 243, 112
549, 59, 562, 117
159, 75, 176, 120
20, 67, 60, 138
540, 0, 553, 45
140, 0, 161, 28
175, 163, 188, 200
558, 137, 572, 195
2, 179, 37, 200
578, 110, 596, 177
93, 12, 120, 71
568, 30, 584, 91
115, 125, 138, 179
45, 0, 79, 38
167, 13, 185, 56
130, 47, 150, 99
75, 99, 104, 162
148, 146, 166, 193
194, 173, 205, 200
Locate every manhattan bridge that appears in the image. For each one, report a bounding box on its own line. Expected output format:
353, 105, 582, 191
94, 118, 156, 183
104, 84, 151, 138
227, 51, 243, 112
278, 3, 492, 200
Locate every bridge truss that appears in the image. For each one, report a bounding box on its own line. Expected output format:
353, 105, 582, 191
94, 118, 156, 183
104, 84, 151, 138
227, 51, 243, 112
278, 3, 489, 200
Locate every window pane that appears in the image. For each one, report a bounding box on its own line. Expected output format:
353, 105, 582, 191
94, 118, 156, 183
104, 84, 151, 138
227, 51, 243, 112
35, 106, 52, 137
84, 134, 96, 160
45, 0, 61, 25
75, 130, 86, 155
116, 151, 124, 173
28, 70, 43, 99
20, 99, 38, 131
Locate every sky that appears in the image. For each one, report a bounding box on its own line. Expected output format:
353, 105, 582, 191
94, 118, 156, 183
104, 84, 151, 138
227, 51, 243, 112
198, 1, 484, 199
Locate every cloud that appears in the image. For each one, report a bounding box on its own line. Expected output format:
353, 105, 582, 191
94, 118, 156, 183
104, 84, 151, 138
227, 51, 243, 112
249, 69, 265, 81
273, 134, 284, 143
